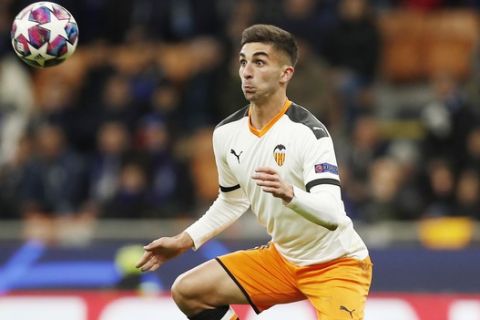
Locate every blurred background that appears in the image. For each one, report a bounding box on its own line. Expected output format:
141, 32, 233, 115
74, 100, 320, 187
0, 0, 480, 319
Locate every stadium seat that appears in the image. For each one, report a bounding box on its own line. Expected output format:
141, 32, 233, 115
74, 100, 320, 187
423, 10, 479, 81
378, 10, 479, 83
378, 10, 425, 82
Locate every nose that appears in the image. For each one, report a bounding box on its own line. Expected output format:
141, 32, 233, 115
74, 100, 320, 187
242, 62, 253, 79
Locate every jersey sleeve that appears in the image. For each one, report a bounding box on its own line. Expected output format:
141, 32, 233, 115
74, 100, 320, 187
301, 134, 341, 192
213, 128, 241, 191
284, 132, 348, 230
185, 188, 250, 249
184, 127, 250, 249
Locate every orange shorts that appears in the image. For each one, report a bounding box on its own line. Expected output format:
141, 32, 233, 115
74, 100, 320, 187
216, 243, 372, 319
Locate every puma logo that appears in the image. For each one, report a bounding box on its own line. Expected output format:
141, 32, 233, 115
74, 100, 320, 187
230, 149, 243, 163
339, 305, 355, 318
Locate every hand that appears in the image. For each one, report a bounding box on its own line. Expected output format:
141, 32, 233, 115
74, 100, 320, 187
252, 167, 294, 203
136, 232, 194, 272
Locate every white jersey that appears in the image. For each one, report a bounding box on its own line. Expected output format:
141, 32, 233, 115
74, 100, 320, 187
186, 100, 368, 266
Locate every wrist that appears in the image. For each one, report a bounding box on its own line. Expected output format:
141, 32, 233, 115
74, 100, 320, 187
282, 185, 294, 204
176, 232, 194, 250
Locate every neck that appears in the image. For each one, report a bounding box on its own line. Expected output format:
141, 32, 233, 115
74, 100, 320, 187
249, 90, 288, 129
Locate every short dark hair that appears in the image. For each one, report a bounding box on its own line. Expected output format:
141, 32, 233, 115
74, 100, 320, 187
241, 24, 298, 66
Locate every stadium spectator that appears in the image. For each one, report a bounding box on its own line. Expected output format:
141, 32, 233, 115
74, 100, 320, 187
463, 127, 480, 172
22, 123, 88, 218
1, 0, 480, 231
323, 0, 380, 82
20, 123, 89, 242
147, 81, 184, 138
97, 73, 140, 132
362, 157, 406, 221
0, 54, 34, 165
101, 161, 150, 219
386, 140, 425, 220
136, 115, 195, 217
339, 114, 388, 219
273, 0, 337, 55
422, 158, 456, 217
420, 73, 479, 165
0, 135, 32, 219
455, 169, 480, 218
88, 121, 132, 213
323, 0, 381, 127
286, 39, 334, 124
180, 37, 226, 131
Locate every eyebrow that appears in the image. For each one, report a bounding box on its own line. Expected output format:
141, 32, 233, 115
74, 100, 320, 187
239, 51, 270, 59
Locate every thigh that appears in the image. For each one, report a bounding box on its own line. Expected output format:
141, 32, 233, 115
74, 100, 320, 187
175, 259, 249, 306
217, 243, 305, 314
298, 257, 373, 320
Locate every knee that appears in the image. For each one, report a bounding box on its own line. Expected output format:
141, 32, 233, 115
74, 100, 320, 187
171, 272, 197, 305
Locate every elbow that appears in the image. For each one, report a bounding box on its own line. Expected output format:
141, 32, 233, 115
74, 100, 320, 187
310, 217, 338, 231
323, 213, 346, 231
325, 223, 338, 231
324, 207, 349, 231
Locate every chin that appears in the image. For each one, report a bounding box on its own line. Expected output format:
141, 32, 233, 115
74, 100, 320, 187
243, 93, 256, 102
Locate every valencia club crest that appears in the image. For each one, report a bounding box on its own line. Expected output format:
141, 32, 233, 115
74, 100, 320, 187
273, 144, 286, 166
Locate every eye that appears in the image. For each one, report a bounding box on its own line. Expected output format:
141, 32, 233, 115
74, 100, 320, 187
239, 59, 247, 66
255, 60, 265, 67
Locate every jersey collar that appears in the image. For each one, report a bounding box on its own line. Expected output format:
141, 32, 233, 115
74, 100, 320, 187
248, 99, 292, 137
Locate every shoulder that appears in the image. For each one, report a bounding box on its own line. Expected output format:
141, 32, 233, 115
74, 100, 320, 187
213, 105, 248, 150
215, 105, 249, 130
285, 103, 329, 139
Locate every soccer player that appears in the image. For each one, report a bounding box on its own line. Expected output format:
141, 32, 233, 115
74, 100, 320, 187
136, 24, 372, 320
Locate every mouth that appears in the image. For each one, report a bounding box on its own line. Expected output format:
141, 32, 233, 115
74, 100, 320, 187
242, 85, 256, 93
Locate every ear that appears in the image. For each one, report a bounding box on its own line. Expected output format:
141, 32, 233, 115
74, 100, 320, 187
280, 66, 294, 84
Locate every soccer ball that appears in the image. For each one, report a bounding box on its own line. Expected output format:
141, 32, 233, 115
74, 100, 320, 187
11, 1, 79, 68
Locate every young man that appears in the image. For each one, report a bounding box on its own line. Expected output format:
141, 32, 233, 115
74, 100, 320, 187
136, 24, 372, 320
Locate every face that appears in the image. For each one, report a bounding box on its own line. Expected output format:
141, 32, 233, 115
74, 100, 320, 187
239, 42, 293, 103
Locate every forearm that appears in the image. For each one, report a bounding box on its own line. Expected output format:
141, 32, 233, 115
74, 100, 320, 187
185, 189, 250, 249
173, 232, 195, 251
286, 185, 349, 231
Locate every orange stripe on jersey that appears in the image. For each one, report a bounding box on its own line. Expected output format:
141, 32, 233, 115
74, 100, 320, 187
274, 152, 285, 166
248, 100, 292, 137
229, 315, 239, 320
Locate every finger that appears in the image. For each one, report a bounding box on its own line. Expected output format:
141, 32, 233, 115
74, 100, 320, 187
139, 256, 157, 272
149, 262, 162, 272
136, 251, 153, 268
141, 256, 162, 272
261, 187, 275, 193
254, 167, 277, 174
143, 241, 157, 250
255, 179, 279, 187
144, 238, 163, 251
252, 172, 278, 181
261, 187, 284, 198
256, 182, 276, 190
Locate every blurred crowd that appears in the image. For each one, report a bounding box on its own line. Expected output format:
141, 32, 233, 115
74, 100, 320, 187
0, 0, 480, 241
